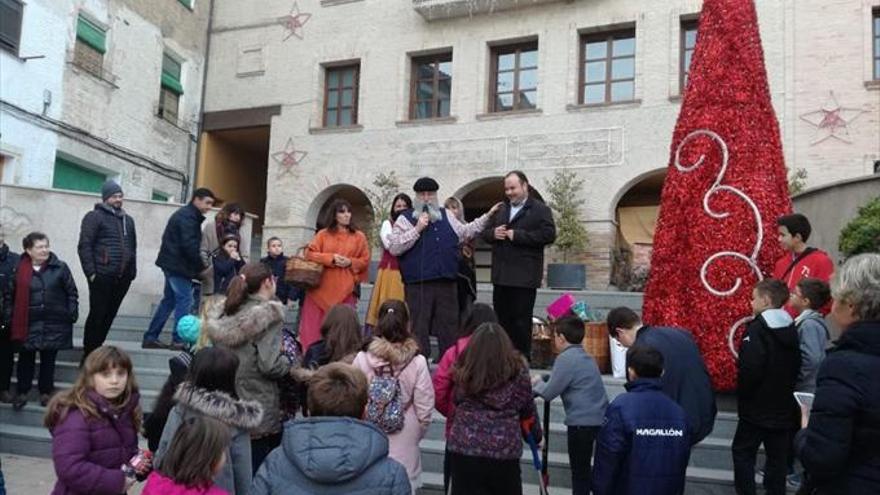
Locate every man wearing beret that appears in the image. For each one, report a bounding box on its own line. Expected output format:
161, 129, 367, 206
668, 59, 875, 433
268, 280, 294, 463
77, 180, 137, 364
389, 177, 502, 360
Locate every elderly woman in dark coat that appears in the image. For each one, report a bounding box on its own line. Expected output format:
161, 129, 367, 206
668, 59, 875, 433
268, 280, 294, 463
9, 232, 78, 409
796, 253, 880, 494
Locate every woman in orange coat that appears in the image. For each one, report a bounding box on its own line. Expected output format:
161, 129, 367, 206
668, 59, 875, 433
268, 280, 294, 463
299, 199, 370, 353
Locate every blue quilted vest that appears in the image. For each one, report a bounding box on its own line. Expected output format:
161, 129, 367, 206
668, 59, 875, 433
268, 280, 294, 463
398, 208, 460, 284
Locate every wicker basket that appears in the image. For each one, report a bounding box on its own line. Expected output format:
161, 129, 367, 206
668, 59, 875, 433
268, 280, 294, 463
582, 322, 611, 374
284, 247, 324, 289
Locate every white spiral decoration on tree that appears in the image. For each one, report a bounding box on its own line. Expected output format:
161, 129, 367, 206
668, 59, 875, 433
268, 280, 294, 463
674, 130, 763, 357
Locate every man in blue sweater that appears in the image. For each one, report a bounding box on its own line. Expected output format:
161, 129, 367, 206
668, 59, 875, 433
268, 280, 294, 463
606, 306, 717, 445
592, 344, 691, 495
533, 316, 608, 495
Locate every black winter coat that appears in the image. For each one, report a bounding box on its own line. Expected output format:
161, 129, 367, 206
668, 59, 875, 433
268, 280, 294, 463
636, 326, 717, 445
482, 197, 556, 289
0, 243, 20, 331
21, 253, 78, 351
260, 254, 302, 305
795, 320, 880, 494
737, 310, 801, 429
77, 203, 137, 280
156, 203, 206, 279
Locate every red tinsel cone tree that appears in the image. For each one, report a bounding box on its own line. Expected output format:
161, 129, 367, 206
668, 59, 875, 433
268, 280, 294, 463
642, 0, 792, 391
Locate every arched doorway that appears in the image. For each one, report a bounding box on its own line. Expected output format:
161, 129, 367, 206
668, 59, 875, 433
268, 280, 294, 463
455, 176, 545, 284
309, 184, 373, 235
611, 169, 666, 291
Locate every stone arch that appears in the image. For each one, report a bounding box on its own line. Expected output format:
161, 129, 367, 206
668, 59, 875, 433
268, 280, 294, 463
453, 175, 544, 221
609, 168, 667, 291
305, 183, 373, 232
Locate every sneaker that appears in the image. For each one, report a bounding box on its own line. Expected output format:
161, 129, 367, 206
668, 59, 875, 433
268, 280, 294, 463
787, 472, 803, 490
168, 342, 186, 351
142, 340, 169, 349
11, 394, 27, 411
40, 392, 54, 407
755, 468, 765, 484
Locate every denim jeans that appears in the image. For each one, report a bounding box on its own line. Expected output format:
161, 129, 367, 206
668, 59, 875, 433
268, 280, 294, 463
143, 271, 193, 343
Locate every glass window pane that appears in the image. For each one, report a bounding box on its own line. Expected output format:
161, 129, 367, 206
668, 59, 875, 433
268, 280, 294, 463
416, 101, 432, 119
496, 72, 514, 92
613, 37, 635, 56
495, 93, 513, 111
162, 54, 181, 79
327, 70, 339, 87
518, 69, 537, 90
326, 109, 337, 126
438, 78, 451, 100
341, 89, 353, 106
327, 90, 338, 109
685, 29, 697, 49
611, 58, 634, 80
342, 68, 355, 87
497, 52, 515, 71
519, 48, 538, 69
417, 81, 433, 100
875, 60, 880, 80
438, 60, 452, 79
438, 98, 450, 117
584, 84, 605, 104
585, 41, 607, 60
875, 38, 880, 57
340, 108, 353, 126
585, 61, 606, 83
415, 62, 434, 79
518, 90, 536, 110
684, 51, 693, 72
610, 80, 634, 102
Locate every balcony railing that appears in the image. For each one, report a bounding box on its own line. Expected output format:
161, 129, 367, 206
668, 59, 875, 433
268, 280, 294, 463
413, 0, 567, 21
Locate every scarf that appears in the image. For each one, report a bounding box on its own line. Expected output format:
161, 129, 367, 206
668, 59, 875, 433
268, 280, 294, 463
11, 253, 41, 343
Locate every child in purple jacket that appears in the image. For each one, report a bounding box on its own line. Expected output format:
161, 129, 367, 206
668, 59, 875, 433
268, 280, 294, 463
446, 322, 542, 495
45, 346, 150, 495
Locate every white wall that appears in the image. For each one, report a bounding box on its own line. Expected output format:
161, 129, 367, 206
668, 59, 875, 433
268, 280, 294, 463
0, 0, 68, 187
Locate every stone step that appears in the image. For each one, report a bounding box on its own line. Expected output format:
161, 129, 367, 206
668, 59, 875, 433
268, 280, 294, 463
57, 340, 180, 370
14, 358, 171, 393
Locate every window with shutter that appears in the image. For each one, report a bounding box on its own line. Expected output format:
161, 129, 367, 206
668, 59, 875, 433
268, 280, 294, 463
74, 15, 106, 78
52, 157, 107, 194
0, 0, 24, 55
158, 53, 183, 124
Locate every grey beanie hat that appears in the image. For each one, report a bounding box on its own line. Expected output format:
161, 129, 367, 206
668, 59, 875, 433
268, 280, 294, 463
101, 180, 123, 201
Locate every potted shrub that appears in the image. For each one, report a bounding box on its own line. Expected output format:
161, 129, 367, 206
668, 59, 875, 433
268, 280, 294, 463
365, 171, 401, 283
545, 169, 589, 289
839, 196, 880, 260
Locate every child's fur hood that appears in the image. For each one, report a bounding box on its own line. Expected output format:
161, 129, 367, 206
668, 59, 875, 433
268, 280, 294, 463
204, 296, 284, 348
174, 382, 264, 430
365, 337, 421, 366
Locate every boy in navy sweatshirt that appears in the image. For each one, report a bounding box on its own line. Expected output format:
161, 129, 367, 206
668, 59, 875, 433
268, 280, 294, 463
533, 316, 609, 495
591, 344, 690, 495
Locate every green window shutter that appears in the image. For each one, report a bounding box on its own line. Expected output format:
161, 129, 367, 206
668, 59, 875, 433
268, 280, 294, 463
177, 0, 194, 10
76, 16, 106, 54
161, 54, 183, 95
53, 157, 106, 194
152, 191, 170, 202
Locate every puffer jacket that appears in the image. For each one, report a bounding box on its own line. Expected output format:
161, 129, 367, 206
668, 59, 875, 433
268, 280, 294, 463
737, 309, 801, 429
447, 366, 541, 460
155, 383, 263, 495
22, 252, 78, 351
251, 417, 411, 495
0, 242, 19, 330
77, 203, 137, 280
795, 320, 880, 494
591, 378, 691, 495
205, 296, 290, 437
50, 390, 140, 495
156, 203, 206, 279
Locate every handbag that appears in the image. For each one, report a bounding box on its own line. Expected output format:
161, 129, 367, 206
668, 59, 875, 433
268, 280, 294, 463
284, 246, 323, 289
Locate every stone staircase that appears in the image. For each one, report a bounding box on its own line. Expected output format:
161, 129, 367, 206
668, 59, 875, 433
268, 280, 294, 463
0, 312, 775, 495
1, 285, 792, 493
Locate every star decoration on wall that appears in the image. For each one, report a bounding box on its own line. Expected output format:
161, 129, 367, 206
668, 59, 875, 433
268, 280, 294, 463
799, 92, 864, 144
279, 2, 311, 41
271, 138, 308, 176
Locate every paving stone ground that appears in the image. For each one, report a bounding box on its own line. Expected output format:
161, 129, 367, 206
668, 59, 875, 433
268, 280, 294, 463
1, 454, 144, 495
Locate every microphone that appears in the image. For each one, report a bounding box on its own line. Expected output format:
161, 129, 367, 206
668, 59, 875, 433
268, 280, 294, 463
422, 204, 429, 213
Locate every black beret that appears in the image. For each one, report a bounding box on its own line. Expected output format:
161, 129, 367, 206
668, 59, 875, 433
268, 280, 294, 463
413, 177, 439, 192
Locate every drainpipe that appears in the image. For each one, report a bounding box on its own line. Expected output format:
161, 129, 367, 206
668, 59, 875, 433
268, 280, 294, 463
189, 0, 215, 200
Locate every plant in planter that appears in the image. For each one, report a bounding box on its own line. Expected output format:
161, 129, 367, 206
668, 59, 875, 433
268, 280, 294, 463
839, 196, 880, 260
545, 168, 589, 289
364, 171, 401, 282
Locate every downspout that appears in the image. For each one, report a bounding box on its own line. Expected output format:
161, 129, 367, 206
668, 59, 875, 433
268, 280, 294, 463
188, 0, 216, 201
